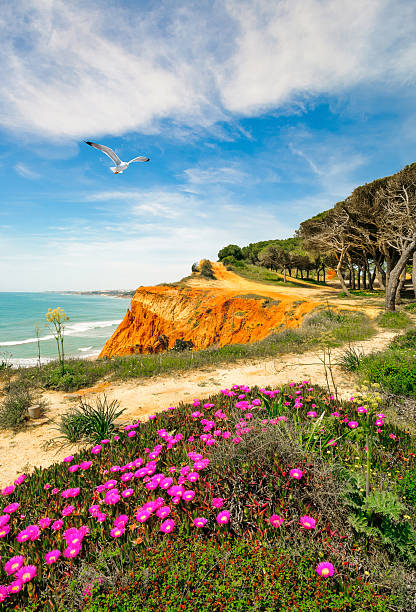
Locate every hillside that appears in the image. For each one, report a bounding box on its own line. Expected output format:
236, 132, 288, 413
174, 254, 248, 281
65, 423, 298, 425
99, 261, 340, 358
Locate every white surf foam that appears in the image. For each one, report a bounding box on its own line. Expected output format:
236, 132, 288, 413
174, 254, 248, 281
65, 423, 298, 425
0, 319, 122, 347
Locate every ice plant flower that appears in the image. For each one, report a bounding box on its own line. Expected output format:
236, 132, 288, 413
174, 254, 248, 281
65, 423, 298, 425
16, 565, 37, 584
51, 519, 64, 531
307, 411, 317, 418
316, 562, 335, 577
299, 515, 316, 529
193, 517, 208, 528
110, 526, 125, 538
216, 510, 230, 524
212, 498, 224, 508
182, 490, 195, 502
160, 519, 175, 533
3, 502, 19, 513
63, 456, 74, 463
0, 586, 8, 602
269, 514, 284, 528
64, 544, 81, 559
8, 580, 23, 594
61, 505, 75, 517
348, 421, 358, 429
45, 550, 61, 564
38, 517, 52, 529
4, 555, 25, 575
289, 468, 303, 480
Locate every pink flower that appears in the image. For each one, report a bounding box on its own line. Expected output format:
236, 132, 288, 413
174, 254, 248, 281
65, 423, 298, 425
61, 505, 75, 517
347, 421, 358, 429
16, 565, 37, 583
278, 416, 287, 422
0, 586, 8, 602
16, 529, 30, 542
156, 506, 171, 519
110, 526, 125, 538
216, 510, 230, 524
136, 510, 151, 523
122, 489, 134, 498
51, 519, 64, 531
375, 419, 384, 427
91, 445, 102, 455
88, 505, 100, 517
389, 434, 396, 440
38, 517, 52, 529
160, 519, 175, 533
63, 544, 81, 559
1, 485, 15, 496
193, 517, 208, 528
289, 469, 303, 480
80, 461, 92, 470
68, 464, 79, 473
44, 483, 51, 490
307, 411, 317, 418
327, 439, 337, 447
3, 502, 19, 514
27, 525, 41, 541
316, 561, 335, 577
299, 515, 316, 529
63, 455, 74, 463
45, 550, 61, 564
0, 515, 9, 528
356, 406, 367, 414
269, 514, 284, 528
182, 490, 195, 502
52, 488, 59, 495
4, 555, 25, 575
8, 579, 23, 594
212, 497, 225, 508
128, 431, 136, 438
330, 412, 340, 418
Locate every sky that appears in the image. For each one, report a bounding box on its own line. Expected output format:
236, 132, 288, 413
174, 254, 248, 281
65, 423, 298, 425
1, 0, 416, 291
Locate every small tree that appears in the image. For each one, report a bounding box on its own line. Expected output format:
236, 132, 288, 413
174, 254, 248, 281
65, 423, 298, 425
46, 307, 69, 375
199, 260, 216, 279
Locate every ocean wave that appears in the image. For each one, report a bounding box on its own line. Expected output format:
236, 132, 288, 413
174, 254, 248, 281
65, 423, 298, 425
10, 349, 102, 368
78, 346, 93, 352
0, 319, 122, 347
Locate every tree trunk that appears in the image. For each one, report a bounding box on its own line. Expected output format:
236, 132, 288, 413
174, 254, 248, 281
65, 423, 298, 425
357, 266, 361, 290
413, 250, 416, 299
363, 264, 367, 290
385, 241, 416, 311
395, 267, 407, 306
322, 267, 326, 283
336, 255, 350, 295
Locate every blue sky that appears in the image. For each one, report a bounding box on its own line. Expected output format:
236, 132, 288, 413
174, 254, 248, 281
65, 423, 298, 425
1, 0, 416, 291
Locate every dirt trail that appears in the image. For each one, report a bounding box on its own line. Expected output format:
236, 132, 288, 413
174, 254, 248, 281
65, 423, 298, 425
0, 325, 396, 489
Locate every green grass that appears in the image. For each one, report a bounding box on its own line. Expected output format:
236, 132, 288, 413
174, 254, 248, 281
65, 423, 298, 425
376, 310, 414, 329
404, 302, 416, 313
2, 308, 376, 397
227, 263, 304, 287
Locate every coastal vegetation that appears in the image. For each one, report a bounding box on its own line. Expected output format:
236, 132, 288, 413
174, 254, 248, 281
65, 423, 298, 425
45, 307, 69, 376
0, 381, 415, 610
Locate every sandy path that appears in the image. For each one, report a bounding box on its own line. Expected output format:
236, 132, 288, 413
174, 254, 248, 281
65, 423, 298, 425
0, 326, 397, 489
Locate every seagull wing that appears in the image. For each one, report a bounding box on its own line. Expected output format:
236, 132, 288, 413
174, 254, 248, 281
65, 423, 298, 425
85, 141, 122, 165
128, 156, 150, 163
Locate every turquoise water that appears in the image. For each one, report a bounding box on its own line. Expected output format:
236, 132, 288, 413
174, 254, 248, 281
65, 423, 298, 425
0, 293, 129, 366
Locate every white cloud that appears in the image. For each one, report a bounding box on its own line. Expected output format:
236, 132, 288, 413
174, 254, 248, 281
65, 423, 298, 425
14, 162, 40, 179
0, 0, 415, 139
184, 165, 248, 186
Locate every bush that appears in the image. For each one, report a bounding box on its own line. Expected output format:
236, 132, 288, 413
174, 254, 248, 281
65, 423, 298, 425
358, 350, 416, 397
404, 302, 416, 313
199, 259, 216, 279
338, 345, 364, 372
55, 395, 126, 444
389, 329, 416, 351
376, 311, 413, 329
0, 382, 45, 430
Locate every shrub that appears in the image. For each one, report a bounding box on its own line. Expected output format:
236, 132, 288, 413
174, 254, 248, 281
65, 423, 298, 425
376, 311, 413, 329
338, 345, 365, 372
389, 329, 416, 351
199, 259, 216, 279
358, 350, 416, 397
0, 382, 46, 430
404, 302, 416, 313
55, 395, 126, 444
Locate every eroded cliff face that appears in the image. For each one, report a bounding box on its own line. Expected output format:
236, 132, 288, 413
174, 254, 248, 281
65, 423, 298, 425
99, 262, 320, 358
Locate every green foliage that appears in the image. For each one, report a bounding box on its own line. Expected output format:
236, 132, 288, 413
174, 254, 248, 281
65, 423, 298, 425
218, 244, 243, 261
338, 345, 365, 372
344, 478, 416, 565
0, 381, 46, 430
55, 395, 126, 444
377, 311, 413, 329
389, 329, 416, 350
171, 338, 194, 352
358, 350, 416, 397
81, 537, 393, 612
404, 302, 416, 313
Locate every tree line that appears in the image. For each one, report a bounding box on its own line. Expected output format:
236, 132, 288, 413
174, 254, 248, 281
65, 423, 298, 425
217, 161, 416, 311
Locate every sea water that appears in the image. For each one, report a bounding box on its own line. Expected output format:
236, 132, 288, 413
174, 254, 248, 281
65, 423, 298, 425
0, 293, 129, 367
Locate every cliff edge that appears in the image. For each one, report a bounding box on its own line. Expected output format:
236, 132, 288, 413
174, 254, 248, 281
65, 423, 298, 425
99, 262, 321, 358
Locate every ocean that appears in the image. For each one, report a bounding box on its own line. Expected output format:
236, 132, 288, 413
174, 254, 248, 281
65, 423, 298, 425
0, 292, 129, 367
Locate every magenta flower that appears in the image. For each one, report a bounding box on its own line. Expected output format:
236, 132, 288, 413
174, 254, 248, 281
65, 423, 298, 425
3, 502, 19, 514
63, 455, 74, 463
182, 490, 195, 502
193, 517, 208, 528
52, 488, 59, 495
68, 464, 79, 473
63, 544, 81, 559
51, 519, 64, 531
16, 565, 37, 583
375, 419, 384, 426
38, 517, 52, 529
289, 468, 303, 480
80, 461, 92, 470
110, 526, 125, 538
187, 472, 199, 482
348, 421, 358, 429
8, 579, 23, 594
212, 497, 225, 508
122, 488, 134, 498
216, 510, 230, 524
45, 550, 61, 564
61, 505, 75, 517
0, 525, 10, 539
356, 406, 367, 414
1, 485, 15, 495
136, 510, 151, 523
299, 515, 316, 529
160, 519, 175, 533
269, 514, 284, 528
307, 411, 317, 418
0, 515, 10, 528
16, 529, 30, 542
4, 555, 25, 575
91, 445, 102, 455
327, 439, 337, 447
316, 561, 335, 577
0, 586, 8, 603
88, 505, 100, 517
27, 525, 41, 541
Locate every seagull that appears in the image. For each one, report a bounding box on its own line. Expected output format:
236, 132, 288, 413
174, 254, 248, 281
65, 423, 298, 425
85, 141, 150, 174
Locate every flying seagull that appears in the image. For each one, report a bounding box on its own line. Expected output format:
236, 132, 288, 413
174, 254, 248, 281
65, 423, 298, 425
85, 141, 150, 174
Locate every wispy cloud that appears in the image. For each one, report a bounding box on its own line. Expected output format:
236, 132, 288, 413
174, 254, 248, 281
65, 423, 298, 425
14, 162, 40, 179
0, 1, 415, 139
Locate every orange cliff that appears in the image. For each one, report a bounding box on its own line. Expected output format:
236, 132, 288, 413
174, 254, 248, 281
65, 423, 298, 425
98, 262, 321, 358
